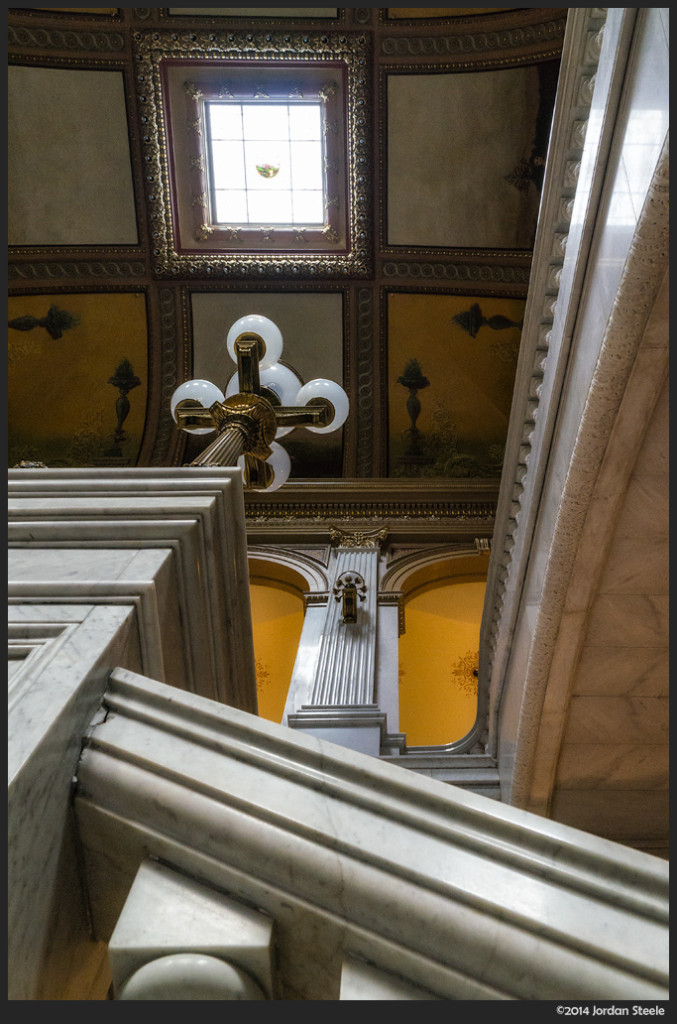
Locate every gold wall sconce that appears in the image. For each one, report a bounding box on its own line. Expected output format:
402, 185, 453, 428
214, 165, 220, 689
170, 314, 349, 491
333, 571, 367, 625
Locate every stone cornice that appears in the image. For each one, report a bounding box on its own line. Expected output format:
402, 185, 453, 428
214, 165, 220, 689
480, 7, 610, 705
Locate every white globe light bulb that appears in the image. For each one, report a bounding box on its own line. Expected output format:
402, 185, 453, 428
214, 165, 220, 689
261, 363, 303, 438
170, 379, 225, 434
226, 314, 283, 369
295, 378, 349, 433
266, 441, 292, 490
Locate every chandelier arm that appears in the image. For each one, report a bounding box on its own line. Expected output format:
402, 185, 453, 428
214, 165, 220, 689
274, 399, 334, 430
234, 334, 264, 395
242, 454, 274, 489
174, 400, 221, 431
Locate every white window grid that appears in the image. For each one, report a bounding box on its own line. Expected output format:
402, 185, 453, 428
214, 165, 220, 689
205, 100, 327, 227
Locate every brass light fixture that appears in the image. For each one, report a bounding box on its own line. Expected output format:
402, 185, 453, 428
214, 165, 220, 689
171, 315, 349, 491
333, 570, 367, 625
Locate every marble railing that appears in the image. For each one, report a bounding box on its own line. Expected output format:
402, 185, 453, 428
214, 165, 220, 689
75, 666, 668, 1001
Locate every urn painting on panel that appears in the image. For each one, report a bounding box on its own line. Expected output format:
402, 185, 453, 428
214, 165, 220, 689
387, 292, 525, 479
8, 292, 148, 469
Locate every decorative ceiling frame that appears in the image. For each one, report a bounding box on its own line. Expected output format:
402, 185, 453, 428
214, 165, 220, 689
7, 7, 565, 499
243, 478, 498, 547
379, 9, 527, 26
157, 9, 347, 27
132, 28, 372, 280
377, 7, 568, 54
375, 9, 568, 265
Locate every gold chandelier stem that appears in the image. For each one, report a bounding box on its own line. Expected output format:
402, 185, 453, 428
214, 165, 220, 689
189, 422, 249, 467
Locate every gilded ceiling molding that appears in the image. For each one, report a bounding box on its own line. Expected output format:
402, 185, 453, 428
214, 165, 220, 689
147, 287, 183, 467
382, 261, 531, 287
355, 287, 376, 478
246, 500, 496, 523
8, 25, 124, 51
381, 15, 567, 61
480, 8, 608, 699
9, 259, 146, 282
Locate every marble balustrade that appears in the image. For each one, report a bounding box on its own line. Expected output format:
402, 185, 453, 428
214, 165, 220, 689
8, 466, 257, 1000
75, 666, 668, 1002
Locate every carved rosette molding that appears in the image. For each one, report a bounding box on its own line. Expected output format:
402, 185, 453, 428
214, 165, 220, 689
352, 9, 372, 26
381, 16, 567, 61
9, 260, 146, 282
245, 501, 496, 523
481, 8, 608, 693
355, 288, 376, 478
148, 287, 182, 467
382, 262, 531, 286
8, 25, 124, 51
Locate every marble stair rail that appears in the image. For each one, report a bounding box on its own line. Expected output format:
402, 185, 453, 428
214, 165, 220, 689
8, 466, 259, 999
74, 666, 669, 1002
8, 466, 257, 709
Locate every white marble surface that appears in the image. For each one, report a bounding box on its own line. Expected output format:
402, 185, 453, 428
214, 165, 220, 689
8, 603, 142, 1001
75, 667, 668, 1002
8, 468, 259, 998
117, 954, 265, 1000
340, 958, 438, 1000
109, 859, 274, 999
8, 467, 257, 710
491, 7, 669, 848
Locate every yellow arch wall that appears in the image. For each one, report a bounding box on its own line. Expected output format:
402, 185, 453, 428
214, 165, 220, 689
399, 579, 485, 746
249, 579, 305, 724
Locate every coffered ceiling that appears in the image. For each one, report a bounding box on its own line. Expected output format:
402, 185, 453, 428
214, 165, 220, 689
8, 6, 567, 533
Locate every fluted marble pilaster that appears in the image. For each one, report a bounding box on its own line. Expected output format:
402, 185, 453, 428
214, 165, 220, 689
309, 546, 378, 707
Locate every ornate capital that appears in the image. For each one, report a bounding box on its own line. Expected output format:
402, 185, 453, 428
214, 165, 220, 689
329, 525, 389, 549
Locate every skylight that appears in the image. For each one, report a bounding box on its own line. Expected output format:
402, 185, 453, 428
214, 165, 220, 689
140, 29, 371, 277
206, 101, 325, 226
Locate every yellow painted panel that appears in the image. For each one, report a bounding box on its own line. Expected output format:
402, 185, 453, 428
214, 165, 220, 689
250, 581, 304, 724
388, 292, 524, 478
399, 580, 485, 745
8, 292, 148, 468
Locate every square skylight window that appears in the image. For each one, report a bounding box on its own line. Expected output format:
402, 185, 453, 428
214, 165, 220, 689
206, 101, 325, 226
134, 29, 370, 277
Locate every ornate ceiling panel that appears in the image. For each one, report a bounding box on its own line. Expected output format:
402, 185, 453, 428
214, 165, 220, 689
8, 6, 567, 521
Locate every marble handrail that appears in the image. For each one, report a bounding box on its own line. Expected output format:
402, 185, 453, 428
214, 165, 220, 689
75, 666, 668, 1002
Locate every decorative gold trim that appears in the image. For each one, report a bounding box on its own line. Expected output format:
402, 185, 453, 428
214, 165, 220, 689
132, 28, 372, 279
329, 526, 389, 549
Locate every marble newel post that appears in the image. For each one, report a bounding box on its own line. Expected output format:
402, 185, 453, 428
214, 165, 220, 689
287, 528, 394, 757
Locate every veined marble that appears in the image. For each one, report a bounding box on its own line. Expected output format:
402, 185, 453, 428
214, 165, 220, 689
74, 667, 668, 1002
8, 467, 258, 1000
